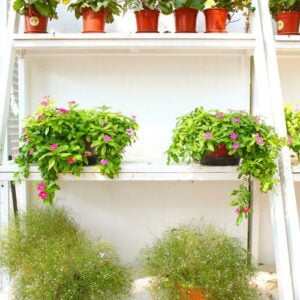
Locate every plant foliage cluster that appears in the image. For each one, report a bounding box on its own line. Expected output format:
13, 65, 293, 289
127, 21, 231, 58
269, 0, 300, 16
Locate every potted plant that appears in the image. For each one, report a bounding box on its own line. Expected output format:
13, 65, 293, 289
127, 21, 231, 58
269, 0, 300, 35
203, 0, 254, 33
0, 207, 132, 299
13, 0, 65, 33
14, 98, 138, 204
167, 107, 284, 223
172, 0, 204, 33
139, 223, 258, 299
68, 0, 122, 33
285, 104, 300, 160
124, 0, 173, 33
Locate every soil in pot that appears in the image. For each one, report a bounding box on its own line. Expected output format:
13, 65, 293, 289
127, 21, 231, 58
135, 10, 160, 33
276, 12, 300, 35
174, 8, 198, 33
25, 5, 48, 33
204, 8, 228, 33
82, 8, 107, 33
201, 144, 240, 166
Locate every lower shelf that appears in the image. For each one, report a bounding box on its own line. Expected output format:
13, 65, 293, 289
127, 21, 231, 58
0, 161, 239, 181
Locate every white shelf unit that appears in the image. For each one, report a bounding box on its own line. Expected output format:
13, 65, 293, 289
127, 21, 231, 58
0, 1, 300, 299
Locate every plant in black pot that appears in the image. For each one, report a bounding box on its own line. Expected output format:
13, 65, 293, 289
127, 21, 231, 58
167, 107, 284, 223
124, 0, 173, 32
15, 98, 138, 204
139, 223, 259, 300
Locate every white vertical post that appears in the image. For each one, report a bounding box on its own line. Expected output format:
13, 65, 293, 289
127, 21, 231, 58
251, 0, 294, 298
258, 0, 300, 298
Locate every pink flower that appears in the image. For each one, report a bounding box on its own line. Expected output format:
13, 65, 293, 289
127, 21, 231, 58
36, 182, 46, 191
126, 129, 134, 136
58, 108, 69, 114
232, 143, 240, 150
49, 144, 58, 151
36, 114, 43, 121
100, 159, 109, 165
67, 157, 75, 164
232, 117, 241, 123
243, 207, 250, 213
254, 133, 260, 137
287, 135, 292, 145
25, 137, 30, 143
235, 208, 240, 215
84, 151, 91, 157
256, 137, 264, 145
230, 132, 238, 140
40, 100, 49, 107
29, 148, 35, 155
215, 113, 224, 118
38, 191, 48, 200
103, 135, 112, 142
68, 101, 76, 105
131, 115, 137, 120
204, 132, 213, 140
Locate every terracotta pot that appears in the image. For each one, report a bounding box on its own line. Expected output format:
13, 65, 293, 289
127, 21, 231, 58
25, 5, 48, 33
179, 288, 207, 300
135, 9, 160, 33
201, 144, 240, 166
82, 8, 106, 33
204, 8, 229, 33
174, 8, 198, 33
276, 12, 300, 35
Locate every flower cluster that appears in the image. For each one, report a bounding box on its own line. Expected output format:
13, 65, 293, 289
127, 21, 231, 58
167, 107, 284, 224
15, 99, 138, 204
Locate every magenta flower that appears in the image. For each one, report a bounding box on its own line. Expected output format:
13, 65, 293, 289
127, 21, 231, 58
67, 157, 75, 164
36, 114, 43, 121
215, 113, 224, 118
232, 117, 241, 123
100, 159, 109, 165
243, 207, 250, 213
232, 143, 240, 150
126, 129, 134, 136
204, 132, 213, 140
36, 182, 46, 191
58, 108, 69, 114
84, 151, 91, 157
40, 100, 49, 107
38, 191, 48, 200
230, 132, 238, 140
235, 208, 240, 215
49, 144, 58, 151
103, 135, 112, 142
256, 137, 264, 145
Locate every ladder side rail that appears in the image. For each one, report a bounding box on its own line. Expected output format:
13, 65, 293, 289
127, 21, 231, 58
258, 0, 300, 297
251, 1, 294, 298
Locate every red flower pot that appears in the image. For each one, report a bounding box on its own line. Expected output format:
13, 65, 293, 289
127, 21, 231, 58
276, 12, 300, 35
135, 9, 160, 33
174, 8, 198, 33
204, 8, 228, 33
201, 144, 240, 166
25, 5, 48, 33
82, 8, 106, 33
185, 289, 207, 300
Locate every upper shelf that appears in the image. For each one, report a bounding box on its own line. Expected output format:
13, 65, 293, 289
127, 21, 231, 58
0, 160, 238, 181
13, 33, 256, 56
275, 35, 300, 54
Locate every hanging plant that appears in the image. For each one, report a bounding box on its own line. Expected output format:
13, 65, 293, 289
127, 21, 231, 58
167, 107, 284, 224
285, 103, 300, 160
14, 98, 138, 204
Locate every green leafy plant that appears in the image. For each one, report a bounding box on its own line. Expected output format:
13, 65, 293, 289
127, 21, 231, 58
68, 0, 122, 23
124, 0, 173, 14
139, 223, 258, 300
15, 98, 138, 204
285, 103, 300, 159
167, 107, 284, 224
13, 0, 67, 19
269, 0, 300, 16
172, 0, 204, 10
0, 207, 132, 300
203, 0, 254, 12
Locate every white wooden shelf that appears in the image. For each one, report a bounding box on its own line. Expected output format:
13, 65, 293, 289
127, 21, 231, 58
275, 35, 300, 54
13, 33, 256, 56
292, 165, 300, 181
0, 161, 239, 181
